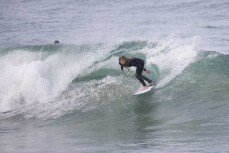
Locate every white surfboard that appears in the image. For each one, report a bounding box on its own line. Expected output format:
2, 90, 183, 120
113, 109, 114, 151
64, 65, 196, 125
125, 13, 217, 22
133, 84, 156, 96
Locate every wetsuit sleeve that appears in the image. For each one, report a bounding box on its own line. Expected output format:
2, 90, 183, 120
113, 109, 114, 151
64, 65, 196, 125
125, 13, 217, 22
131, 60, 147, 71
119, 62, 124, 70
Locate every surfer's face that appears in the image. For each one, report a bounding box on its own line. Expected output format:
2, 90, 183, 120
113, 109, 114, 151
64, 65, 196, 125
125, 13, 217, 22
120, 59, 126, 65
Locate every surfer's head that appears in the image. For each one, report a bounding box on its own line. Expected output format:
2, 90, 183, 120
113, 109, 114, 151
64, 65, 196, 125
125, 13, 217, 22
119, 56, 129, 66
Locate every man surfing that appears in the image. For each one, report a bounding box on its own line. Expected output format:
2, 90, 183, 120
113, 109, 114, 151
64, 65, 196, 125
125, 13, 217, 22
119, 56, 156, 91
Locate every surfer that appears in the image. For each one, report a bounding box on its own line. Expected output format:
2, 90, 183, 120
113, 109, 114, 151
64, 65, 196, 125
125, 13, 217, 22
119, 56, 155, 91
54, 40, 59, 44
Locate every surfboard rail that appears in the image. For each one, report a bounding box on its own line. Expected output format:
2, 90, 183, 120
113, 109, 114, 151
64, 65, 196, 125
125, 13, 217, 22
132, 84, 156, 96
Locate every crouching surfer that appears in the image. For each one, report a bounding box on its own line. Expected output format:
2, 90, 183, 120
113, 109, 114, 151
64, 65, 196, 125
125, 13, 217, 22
119, 56, 156, 91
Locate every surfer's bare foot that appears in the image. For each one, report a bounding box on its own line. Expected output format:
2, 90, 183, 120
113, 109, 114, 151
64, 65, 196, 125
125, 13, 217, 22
141, 86, 148, 91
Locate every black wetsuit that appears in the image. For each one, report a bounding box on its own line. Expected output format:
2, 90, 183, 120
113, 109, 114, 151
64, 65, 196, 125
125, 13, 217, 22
120, 58, 152, 86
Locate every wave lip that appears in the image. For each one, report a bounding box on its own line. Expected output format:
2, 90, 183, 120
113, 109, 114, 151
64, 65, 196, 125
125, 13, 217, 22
0, 44, 113, 115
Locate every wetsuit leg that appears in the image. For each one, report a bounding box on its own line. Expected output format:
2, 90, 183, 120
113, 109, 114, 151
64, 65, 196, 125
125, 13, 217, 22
141, 75, 152, 83
135, 61, 152, 86
135, 67, 146, 86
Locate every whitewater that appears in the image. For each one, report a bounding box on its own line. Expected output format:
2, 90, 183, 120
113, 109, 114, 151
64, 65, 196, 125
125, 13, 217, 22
0, 0, 229, 153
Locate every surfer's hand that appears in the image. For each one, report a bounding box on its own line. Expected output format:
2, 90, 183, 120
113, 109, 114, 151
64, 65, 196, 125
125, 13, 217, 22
144, 70, 150, 74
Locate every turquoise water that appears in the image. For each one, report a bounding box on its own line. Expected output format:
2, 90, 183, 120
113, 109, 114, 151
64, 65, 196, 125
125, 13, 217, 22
0, 0, 229, 153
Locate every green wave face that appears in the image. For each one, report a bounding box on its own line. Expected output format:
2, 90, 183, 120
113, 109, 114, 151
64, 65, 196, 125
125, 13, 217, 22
0, 41, 228, 119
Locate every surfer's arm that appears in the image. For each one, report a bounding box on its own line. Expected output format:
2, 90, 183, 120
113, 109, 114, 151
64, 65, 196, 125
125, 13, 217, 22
127, 67, 131, 72
120, 65, 123, 71
131, 61, 147, 71
131, 60, 150, 73
119, 61, 124, 70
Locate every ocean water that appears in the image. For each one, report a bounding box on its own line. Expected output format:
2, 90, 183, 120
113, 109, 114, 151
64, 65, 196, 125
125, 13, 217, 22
0, 0, 229, 153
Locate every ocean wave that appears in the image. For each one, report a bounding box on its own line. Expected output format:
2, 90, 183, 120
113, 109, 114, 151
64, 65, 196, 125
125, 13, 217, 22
0, 39, 228, 120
